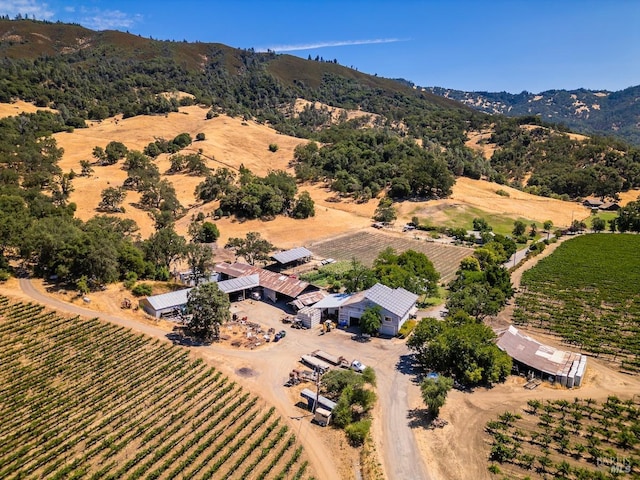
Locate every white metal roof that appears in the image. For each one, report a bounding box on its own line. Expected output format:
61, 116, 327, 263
272, 247, 313, 264
216, 274, 260, 293
145, 288, 192, 311
312, 292, 354, 309
364, 283, 418, 318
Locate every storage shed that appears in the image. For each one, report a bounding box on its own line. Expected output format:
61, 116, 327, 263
300, 388, 337, 412
139, 288, 192, 319
296, 306, 321, 329
497, 326, 586, 386
271, 247, 313, 266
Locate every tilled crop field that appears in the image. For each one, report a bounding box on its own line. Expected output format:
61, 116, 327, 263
308, 230, 472, 284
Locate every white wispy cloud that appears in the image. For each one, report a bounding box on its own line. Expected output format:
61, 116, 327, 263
78, 7, 142, 31
258, 38, 405, 52
0, 0, 54, 19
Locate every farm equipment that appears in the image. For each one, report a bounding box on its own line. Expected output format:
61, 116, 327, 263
121, 298, 132, 309
285, 369, 317, 386
320, 320, 334, 334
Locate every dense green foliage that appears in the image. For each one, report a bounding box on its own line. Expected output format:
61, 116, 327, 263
197, 167, 314, 220
446, 237, 514, 320
408, 313, 512, 386
336, 248, 440, 296
321, 367, 377, 445
186, 282, 231, 341
420, 375, 453, 418
485, 396, 640, 479
612, 196, 640, 232
359, 305, 382, 335
372, 247, 440, 296
487, 119, 640, 197
2, 19, 639, 202
0, 298, 311, 479
514, 234, 640, 372
224, 232, 274, 266
292, 128, 455, 200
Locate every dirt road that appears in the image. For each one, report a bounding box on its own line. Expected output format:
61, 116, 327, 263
17, 278, 431, 480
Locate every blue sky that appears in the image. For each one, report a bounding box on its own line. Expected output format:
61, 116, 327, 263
2, 0, 639, 93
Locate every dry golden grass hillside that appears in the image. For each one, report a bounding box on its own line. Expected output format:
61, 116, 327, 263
0, 100, 54, 118
5, 101, 634, 248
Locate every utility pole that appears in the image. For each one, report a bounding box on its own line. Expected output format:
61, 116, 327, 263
313, 366, 323, 413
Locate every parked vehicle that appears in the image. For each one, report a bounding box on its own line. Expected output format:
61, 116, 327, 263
351, 360, 366, 373
300, 355, 331, 374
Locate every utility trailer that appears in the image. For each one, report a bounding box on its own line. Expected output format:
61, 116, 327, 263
300, 355, 331, 374
312, 350, 349, 368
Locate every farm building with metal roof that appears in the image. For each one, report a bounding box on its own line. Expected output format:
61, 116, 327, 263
309, 283, 418, 336
497, 326, 586, 387
271, 247, 313, 266
139, 288, 193, 318
214, 262, 315, 302
139, 274, 262, 318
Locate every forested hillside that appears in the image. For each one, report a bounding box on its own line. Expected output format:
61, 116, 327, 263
1, 18, 640, 291
428, 85, 640, 146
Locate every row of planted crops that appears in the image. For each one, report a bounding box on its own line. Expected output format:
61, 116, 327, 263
486, 396, 640, 479
513, 234, 640, 373
0, 296, 313, 480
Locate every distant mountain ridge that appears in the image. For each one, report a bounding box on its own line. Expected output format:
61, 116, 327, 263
425, 85, 640, 145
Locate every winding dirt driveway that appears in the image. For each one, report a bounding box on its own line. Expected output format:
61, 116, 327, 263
17, 278, 431, 480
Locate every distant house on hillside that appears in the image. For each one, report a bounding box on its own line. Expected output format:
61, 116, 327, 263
583, 198, 604, 209
599, 201, 620, 211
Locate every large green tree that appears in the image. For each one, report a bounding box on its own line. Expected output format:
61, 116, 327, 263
420, 376, 453, 418
186, 282, 230, 341
225, 231, 274, 265
408, 315, 512, 387
373, 248, 440, 296
360, 305, 382, 335
185, 243, 214, 285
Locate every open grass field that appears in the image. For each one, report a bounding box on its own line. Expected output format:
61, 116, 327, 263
0, 297, 313, 480
485, 396, 640, 479
514, 234, 640, 373
308, 230, 473, 284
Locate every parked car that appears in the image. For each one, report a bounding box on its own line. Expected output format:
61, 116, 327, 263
351, 360, 366, 373
274, 330, 287, 342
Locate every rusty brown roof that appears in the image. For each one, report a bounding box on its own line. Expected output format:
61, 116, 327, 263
497, 326, 576, 376
214, 262, 310, 299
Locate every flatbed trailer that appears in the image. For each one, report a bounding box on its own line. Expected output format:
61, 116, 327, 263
312, 349, 349, 368
300, 355, 331, 373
